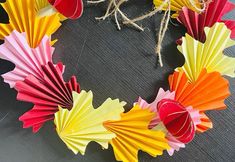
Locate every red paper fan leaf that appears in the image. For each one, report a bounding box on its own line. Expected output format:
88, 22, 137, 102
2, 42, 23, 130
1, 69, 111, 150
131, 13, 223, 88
158, 99, 195, 143
15, 62, 80, 133
177, 0, 235, 43
168, 69, 230, 132
48, 0, 83, 19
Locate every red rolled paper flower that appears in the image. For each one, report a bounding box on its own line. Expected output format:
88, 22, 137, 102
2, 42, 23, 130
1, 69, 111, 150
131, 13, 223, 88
15, 62, 80, 133
177, 0, 235, 43
48, 0, 83, 19
157, 99, 195, 144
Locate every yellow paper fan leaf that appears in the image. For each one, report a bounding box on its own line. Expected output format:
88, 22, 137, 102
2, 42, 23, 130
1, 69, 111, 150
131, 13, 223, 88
103, 105, 169, 162
34, 0, 67, 21
153, 0, 202, 18
54, 90, 126, 155
177, 23, 235, 82
0, 0, 61, 48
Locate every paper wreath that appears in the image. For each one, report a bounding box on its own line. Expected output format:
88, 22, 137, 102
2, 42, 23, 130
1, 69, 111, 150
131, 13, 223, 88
0, 0, 234, 161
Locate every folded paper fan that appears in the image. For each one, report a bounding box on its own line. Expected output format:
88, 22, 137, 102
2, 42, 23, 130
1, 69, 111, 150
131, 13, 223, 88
153, 0, 203, 18
169, 69, 230, 132
137, 89, 200, 155
15, 62, 80, 133
38, 0, 83, 19
136, 88, 175, 129
103, 105, 169, 162
34, 0, 66, 21
0, 0, 61, 48
54, 91, 125, 155
177, 0, 235, 43
177, 23, 235, 82
157, 99, 196, 144
0, 30, 59, 88
196, 112, 213, 133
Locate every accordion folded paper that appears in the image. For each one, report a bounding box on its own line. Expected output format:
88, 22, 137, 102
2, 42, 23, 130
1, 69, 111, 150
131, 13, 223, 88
153, 0, 203, 18
0, 30, 58, 88
169, 69, 230, 132
137, 88, 175, 129
35, 0, 66, 21
157, 99, 196, 144
178, 0, 235, 43
177, 23, 235, 82
15, 62, 80, 132
0, 0, 61, 48
54, 91, 125, 155
137, 88, 200, 156
103, 105, 169, 162
38, 0, 83, 19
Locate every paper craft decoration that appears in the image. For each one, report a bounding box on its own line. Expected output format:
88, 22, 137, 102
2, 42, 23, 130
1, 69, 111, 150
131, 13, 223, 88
15, 62, 80, 133
169, 69, 230, 132
157, 99, 195, 143
0, 30, 58, 88
35, 0, 66, 21
0, 0, 61, 48
38, 0, 83, 19
153, 0, 203, 18
177, 23, 235, 82
103, 105, 169, 162
178, 0, 235, 43
136, 88, 175, 129
54, 91, 125, 155
137, 88, 200, 155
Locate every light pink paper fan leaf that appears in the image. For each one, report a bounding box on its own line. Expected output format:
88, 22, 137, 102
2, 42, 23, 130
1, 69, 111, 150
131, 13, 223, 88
177, 0, 235, 43
0, 30, 62, 88
15, 62, 80, 133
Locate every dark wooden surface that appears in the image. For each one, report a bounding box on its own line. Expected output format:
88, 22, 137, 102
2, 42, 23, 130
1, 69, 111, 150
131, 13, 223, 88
0, 0, 235, 162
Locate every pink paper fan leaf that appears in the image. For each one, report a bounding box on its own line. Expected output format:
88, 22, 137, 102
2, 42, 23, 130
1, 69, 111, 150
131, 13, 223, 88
0, 30, 63, 88
136, 88, 175, 129
15, 62, 80, 133
177, 0, 235, 43
137, 89, 200, 155
48, 0, 83, 19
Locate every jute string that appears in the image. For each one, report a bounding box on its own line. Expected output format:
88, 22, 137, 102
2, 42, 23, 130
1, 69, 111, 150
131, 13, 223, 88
87, 0, 209, 66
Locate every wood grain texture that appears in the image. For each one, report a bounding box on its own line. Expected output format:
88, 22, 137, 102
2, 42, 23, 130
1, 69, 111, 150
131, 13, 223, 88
0, 0, 234, 162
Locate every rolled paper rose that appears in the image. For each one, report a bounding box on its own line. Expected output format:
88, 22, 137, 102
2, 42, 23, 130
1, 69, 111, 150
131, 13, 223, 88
38, 0, 83, 19
157, 99, 195, 144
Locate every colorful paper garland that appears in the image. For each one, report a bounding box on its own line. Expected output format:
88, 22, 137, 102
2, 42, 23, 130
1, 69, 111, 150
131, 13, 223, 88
0, 0, 234, 162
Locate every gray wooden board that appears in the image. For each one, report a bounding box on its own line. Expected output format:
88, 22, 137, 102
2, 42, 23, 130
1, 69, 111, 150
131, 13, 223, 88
0, 0, 235, 162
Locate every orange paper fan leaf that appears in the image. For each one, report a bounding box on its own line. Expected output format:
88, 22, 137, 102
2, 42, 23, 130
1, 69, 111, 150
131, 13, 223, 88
169, 69, 230, 132
196, 112, 213, 133
103, 105, 169, 162
0, 0, 61, 48
169, 69, 230, 111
